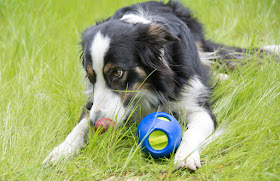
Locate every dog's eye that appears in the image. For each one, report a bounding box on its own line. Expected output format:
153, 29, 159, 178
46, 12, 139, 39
113, 69, 123, 78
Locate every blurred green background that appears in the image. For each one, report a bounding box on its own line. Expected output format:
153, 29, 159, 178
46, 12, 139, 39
0, 0, 279, 180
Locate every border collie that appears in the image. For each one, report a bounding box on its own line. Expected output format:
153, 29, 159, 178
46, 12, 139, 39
43, 1, 279, 170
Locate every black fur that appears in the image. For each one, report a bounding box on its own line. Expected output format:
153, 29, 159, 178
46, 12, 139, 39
81, 1, 217, 124
44, 1, 277, 168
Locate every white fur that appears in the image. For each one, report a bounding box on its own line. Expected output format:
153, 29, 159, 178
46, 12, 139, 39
120, 11, 174, 33
215, 73, 229, 83
89, 31, 130, 125
174, 110, 214, 170
43, 32, 129, 164
120, 6, 153, 25
199, 124, 225, 151
184, 76, 210, 112
121, 14, 151, 24
133, 76, 215, 170
133, 77, 216, 170
263, 45, 280, 55
171, 76, 215, 170
91, 31, 110, 77
43, 117, 89, 164
199, 51, 220, 61
159, 49, 172, 71
43, 30, 217, 169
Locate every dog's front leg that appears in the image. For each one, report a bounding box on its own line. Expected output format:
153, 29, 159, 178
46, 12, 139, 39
174, 109, 214, 171
43, 107, 91, 164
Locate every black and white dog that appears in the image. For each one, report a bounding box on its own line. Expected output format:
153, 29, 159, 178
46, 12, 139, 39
43, 1, 279, 170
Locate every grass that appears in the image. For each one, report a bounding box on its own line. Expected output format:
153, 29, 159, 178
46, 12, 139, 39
0, 0, 279, 180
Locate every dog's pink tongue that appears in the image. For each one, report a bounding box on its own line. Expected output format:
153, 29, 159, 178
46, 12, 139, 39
94, 118, 115, 134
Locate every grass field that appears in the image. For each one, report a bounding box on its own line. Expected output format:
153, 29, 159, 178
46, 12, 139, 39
1, 0, 280, 180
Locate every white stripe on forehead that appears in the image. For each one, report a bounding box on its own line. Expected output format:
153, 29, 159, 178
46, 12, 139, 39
90, 31, 111, 74
89, 31, 129, 124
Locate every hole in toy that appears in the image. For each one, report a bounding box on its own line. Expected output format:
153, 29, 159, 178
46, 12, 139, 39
157, 117, 170, 122
148, 130, 168, 150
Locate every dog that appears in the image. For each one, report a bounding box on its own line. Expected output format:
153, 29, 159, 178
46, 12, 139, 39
43, 1, 279, 170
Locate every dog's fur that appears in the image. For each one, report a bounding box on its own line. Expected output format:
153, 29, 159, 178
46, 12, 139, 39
43, 1, 279, 170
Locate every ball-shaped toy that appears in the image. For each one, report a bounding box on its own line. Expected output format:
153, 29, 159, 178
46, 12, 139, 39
137, 112, 182, 158
94, 118, 115, 134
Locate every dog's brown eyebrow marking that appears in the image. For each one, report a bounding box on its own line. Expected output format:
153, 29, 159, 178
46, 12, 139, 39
135, 66, 147, 78
104, 63, 114, 74
86, 64, 94, 76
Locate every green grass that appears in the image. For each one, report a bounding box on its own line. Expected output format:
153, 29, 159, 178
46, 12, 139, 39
1, 0, 280, 180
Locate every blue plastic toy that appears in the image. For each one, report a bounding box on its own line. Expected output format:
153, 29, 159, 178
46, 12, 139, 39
137, 112, 182, 158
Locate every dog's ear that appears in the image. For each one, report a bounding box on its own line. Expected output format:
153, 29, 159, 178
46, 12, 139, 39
136, 24, 179, 72
146, 24, 180, 44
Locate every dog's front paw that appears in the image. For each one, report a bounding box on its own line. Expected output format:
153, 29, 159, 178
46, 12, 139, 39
42, 142, 77, 165
174, 150, 201, 171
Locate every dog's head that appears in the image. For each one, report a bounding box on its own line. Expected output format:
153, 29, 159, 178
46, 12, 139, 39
81, 20, 178, 125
